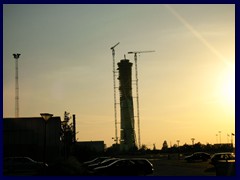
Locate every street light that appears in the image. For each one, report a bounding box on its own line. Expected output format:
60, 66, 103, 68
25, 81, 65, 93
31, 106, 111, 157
231, 133, 235, 147
13, 53, 21, 117
41, 113, 53, 121
191, 138, 195, 146
40, 113, 53, 164
218, 131, 221, 144
177, 140, 180, 147
176, 140, 180, 160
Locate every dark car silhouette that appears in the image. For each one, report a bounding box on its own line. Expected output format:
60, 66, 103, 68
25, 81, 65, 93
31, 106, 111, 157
87, 158, 119, 170
3, 157, 48, 175
184, 152, 211, 162
83, 157, 110, 166
93, 158, 153, 176
210, 152, 235, 166
129, 158, 154, 175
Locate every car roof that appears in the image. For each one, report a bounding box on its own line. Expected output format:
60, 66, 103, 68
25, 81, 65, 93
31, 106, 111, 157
129, 158, 151, 162
213, 152, 234, 155
100, 158, 119, 163
95, 159, 134, 169
4, 157, 33, 159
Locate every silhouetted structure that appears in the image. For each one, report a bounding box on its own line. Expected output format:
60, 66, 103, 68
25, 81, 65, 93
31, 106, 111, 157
73, 141, 105, 161
110, 42, 120, 144
3, 117, 61, 163
117, 59, 136, 151
76, 141, 105, 153
128, 50, 155, 148
13, 53, 21, 117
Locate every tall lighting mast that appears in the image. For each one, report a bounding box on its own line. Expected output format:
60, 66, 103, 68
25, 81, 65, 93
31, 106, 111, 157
110, 42, 120, 144
128, 50, 155, 148
13, 53, 21, 118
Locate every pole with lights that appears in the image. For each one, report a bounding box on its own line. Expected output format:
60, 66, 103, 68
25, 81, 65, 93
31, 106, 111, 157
13, 53, 21, 117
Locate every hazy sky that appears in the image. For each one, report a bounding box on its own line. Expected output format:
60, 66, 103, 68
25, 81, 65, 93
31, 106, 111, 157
3, 4, 235, 148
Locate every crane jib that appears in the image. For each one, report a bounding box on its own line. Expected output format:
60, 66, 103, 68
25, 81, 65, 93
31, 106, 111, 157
128, 50, 155, 54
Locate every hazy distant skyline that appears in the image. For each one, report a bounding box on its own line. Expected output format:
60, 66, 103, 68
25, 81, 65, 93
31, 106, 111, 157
3, 4, 235, 148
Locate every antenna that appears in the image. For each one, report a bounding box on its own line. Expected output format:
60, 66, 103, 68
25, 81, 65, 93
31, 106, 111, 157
110, 42, 120, 144
128, 50, 155, 148
13, 53, 21, 117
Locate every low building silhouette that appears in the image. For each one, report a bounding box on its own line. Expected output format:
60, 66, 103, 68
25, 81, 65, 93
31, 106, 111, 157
76, 141, 105, 153
3, 117, 61, 163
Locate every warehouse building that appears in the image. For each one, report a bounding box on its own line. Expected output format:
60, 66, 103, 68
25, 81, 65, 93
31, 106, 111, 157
3, 117, 61, 163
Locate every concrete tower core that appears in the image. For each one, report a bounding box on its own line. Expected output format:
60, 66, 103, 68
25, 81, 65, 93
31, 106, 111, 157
117, 59, 136, 150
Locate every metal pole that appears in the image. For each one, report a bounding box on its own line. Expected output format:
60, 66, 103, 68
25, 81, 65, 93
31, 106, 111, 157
40, 113, 53, 165
73, 114, 76, 143
13, 53, 20, 117
219, 131, 221, 144
191, 138, 195, 146
231, 133, 234, 147
43, 121, 47, 163
177, 140, 180, 147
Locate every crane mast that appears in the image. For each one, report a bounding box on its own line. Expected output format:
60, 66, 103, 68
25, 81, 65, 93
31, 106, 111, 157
110, 42, 120, 144
128, 50, 155, 148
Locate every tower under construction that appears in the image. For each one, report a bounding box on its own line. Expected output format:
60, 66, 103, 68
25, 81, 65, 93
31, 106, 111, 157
117, 59, 136, 150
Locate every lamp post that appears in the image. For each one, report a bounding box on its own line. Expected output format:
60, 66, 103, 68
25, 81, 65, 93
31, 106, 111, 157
218, 131, 221, 144
13, 53, 21, 117
176, 140, 180, 160
191, 138, 195, 146
177, 140, 180, 147
62, 120, 68, 159
231, 133, 235, 147
40, 113, 53, 164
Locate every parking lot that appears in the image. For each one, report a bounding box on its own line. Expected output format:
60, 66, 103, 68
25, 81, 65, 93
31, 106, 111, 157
147, 157, 216, 176
3, 154, 221, 176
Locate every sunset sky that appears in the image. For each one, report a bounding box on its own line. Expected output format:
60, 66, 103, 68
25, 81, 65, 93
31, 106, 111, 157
3, 4, 235, 148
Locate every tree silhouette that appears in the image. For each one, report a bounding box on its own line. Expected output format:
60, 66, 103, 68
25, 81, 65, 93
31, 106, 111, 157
162, 140, 168, 152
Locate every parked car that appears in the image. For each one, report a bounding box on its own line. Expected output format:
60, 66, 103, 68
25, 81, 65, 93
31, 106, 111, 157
129, 158, 154, 175
3, 157, 48, 175
210, 152, 235, 166
184, 152, 211, 162
87, 158, 119, 170
93, 158, 153, 176
83, 157, 110, 166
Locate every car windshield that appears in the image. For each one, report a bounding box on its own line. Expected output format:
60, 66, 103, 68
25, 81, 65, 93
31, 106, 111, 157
85, 157, 109, 164
213, 153, 235, 159
101, 159, 118, 165
226, 154, 235, 159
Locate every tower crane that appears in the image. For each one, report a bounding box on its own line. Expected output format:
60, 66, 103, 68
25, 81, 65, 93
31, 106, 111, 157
128, 50, 155, 148
110, 42, 120, 144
